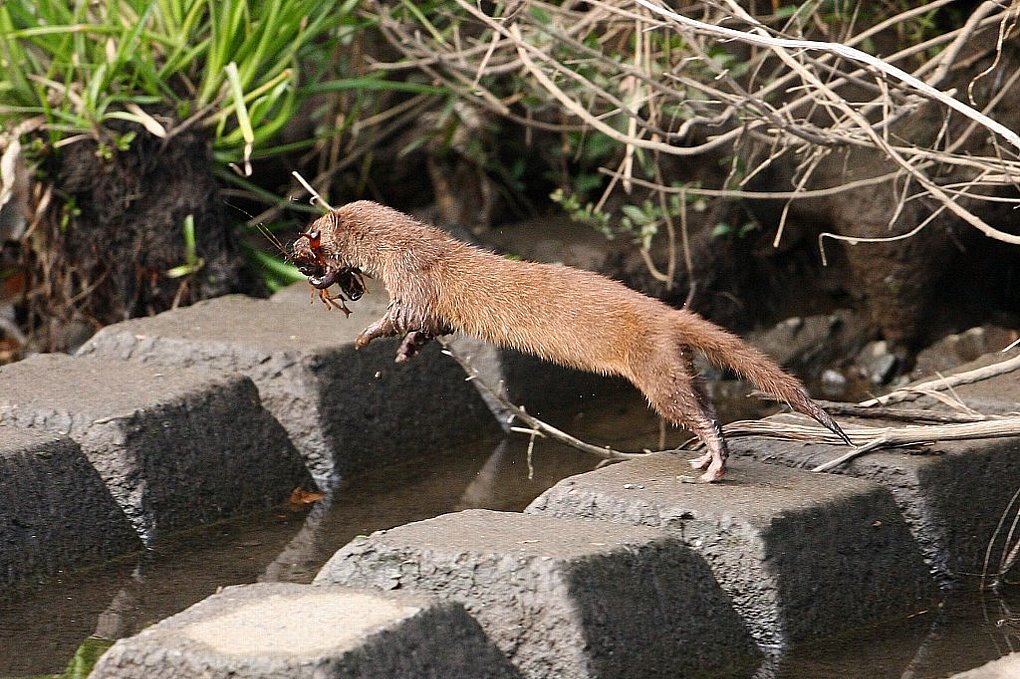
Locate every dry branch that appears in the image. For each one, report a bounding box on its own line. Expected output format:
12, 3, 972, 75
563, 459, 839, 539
634, 0, 1020, 151
437, 338, 653, 461
717, 414, 1020, 473
859, 352, 1020, 407
367, 0, 1020, 249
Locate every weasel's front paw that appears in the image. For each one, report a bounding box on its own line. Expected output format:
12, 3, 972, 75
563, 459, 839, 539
394, 331, 428, 363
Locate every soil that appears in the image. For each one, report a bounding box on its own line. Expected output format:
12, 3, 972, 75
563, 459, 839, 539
20, 121, 263, 351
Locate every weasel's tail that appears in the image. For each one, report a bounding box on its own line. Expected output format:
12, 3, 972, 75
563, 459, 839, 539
677, 311, 853, 446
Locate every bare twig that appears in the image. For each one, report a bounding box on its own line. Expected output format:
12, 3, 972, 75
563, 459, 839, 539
437, 337, 652, 461
366, 0, 1020, 259
814, 402, 990, 424
811, 418, 1020, 472
440, 333, 1020, 475
291, 171, 333, 211
634, 0, 1020, 151
984, 485, 1020, 590
714, 414, 1020, 473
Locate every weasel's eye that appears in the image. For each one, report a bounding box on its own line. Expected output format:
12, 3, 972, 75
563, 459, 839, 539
295, 229, 321, 248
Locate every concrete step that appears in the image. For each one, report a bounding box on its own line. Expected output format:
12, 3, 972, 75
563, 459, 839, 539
731, 365, 1020, 585
0, 426, 139, 588
0, 353, 309, 544
90, 582, 520, 678
80, 289, 498, 485
315, 508, 761, 679
949, 652, 1020, 679
526, 455, 934, 647
729, 427, 1020, 586
726, 358, 1020, 584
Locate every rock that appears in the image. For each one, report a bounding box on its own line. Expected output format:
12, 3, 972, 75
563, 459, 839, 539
0, 426, 138, 587
526, 455, 934, 647
732, 410, 1020, 584
91, 582, 519, 679
316, 509, 760, 678
949, 652, 1020, 679
913, 326, 1020, 379
819, 368, 849, 399
856, 340, 900, 385
747, 310, 871, 380
79, 290, 498, 485
0, 354, 309, 543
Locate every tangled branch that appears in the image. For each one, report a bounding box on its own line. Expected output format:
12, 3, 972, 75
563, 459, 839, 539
365, 0, 1020, 247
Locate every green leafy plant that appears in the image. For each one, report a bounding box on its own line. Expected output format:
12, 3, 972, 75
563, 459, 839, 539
0, 0, 399, 299
166, 214, 205, 278
0, 0, 362, 165
711, 221, 760, 239
549, 188, 611, 232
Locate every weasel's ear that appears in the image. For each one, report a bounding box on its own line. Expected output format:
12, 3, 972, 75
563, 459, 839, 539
325, 209, 341, 230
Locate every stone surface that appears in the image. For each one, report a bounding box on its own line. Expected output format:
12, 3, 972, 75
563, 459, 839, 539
0, 354, 309, 543
949, 652, 1020, 679
91, 582, 519, 679
746, 310, 871, 382
0, 426, 138, 588
315, 508, 760, 679
526, 455, 934, 647
740, 355, 1020, 583
912, 326, 1020, 378
732, 411, 1020, 584
80, 290, 497, 484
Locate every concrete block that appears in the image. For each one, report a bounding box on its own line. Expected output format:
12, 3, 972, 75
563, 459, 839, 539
950, 652, 1020, 679
526, 455, 934, 647
730, 415, 1020, 584
0, 354, 309, 543
80, 290, 497, 485
91, 582, 519, 679
315, 509, 760, 679
0, 426, 139, 588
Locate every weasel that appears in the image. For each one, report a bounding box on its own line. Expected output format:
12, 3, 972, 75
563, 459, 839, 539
291, 200, 851, 481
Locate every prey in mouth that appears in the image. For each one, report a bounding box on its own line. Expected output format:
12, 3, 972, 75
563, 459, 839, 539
290, 228, 366, 315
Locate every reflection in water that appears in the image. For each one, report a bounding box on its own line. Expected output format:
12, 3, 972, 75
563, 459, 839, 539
457, 438, 518, 511
0, 391, 1017, 678
260, 492, 336, 584
768, 589, 1020, 679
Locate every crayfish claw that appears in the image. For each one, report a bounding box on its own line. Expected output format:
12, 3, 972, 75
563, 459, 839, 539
316, 288, 354, 316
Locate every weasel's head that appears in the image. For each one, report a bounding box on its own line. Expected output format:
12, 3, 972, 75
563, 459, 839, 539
291, 210, 365, 299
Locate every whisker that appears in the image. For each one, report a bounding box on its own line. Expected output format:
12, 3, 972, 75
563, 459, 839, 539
255, 221, 291, 257
223, 198, 293, 259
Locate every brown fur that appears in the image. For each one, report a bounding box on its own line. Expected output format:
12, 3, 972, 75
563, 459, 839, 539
292, 200, 851, 481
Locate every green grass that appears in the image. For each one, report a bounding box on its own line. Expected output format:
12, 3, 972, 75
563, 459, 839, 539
0, 0, 418, 289
0, 0, 361, 163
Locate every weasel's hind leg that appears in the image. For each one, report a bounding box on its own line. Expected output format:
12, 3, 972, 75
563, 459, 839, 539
678, 389, 730, 482
633, 356, 730, 482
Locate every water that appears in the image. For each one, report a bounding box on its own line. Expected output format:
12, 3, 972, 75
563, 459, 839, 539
0, 391, 1016, 677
